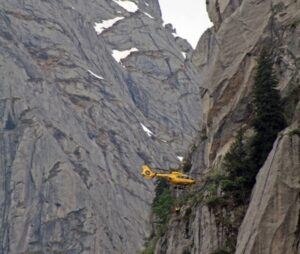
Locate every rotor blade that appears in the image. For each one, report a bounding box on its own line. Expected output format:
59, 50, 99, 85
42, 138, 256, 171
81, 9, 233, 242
152, 167, 169, 172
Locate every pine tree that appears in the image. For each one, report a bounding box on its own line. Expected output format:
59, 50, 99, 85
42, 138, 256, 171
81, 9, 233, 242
220, 50, 287, 205
221, 131, 251, 205
250, 49, 286, 169
152, 179, 174, 226
223, 132, 245, 179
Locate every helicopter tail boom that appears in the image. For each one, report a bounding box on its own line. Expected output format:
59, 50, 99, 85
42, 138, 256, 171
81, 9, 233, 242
141, 165, 156, 179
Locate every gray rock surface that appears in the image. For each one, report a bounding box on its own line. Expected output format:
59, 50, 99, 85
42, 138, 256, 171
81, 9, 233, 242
236, 127, 300, 254
193, 0, 300, 168
206, 0, 243, 30
155, 205, 220, 254
0, 0, 203, 253
152, 0, 300, 253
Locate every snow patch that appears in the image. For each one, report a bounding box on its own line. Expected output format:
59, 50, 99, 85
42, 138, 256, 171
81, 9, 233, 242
181, 52, 187, 59
177, 156, 184, 162
94, 17, 124, 34
88, 69, 104, 80
143, 12, 154, 19
113, 0, 138, 12
140, 123, 154, 137
112, 48, 138, 63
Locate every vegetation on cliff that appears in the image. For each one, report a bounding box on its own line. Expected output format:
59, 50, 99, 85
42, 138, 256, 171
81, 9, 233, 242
152, 179, 175, 233
250, 49, 287, 171
142, 49, 289, 254
141, 179, 175, 254
205, 49, 287, 253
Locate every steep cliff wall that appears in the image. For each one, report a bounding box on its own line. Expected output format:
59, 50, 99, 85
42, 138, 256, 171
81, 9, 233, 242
0, 1, 202, 253
236, 125, 300, 254
153, 0, 300, 253
193, 0, 300, 169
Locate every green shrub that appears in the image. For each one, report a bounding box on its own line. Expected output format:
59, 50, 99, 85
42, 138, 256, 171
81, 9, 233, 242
205, 196, 227, 209
152, 179, 175, 235
141, 245, 155, 254
220, 131, 253, 206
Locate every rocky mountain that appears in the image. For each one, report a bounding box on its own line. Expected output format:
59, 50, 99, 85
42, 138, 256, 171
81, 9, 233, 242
151, 0, 300, 253
0, 1, 203, 253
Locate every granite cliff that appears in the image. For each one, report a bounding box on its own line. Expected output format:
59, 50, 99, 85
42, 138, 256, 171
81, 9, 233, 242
151, 0, 300, 253
0, 0, 202, 253
1, 0, 300, 253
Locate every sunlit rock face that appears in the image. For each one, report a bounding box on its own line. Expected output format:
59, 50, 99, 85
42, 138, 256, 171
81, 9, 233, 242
0, 0, 203, 253
206, 0, 243, 30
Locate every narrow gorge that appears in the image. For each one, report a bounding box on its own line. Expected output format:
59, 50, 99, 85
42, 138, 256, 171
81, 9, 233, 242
0, 0, 299, 254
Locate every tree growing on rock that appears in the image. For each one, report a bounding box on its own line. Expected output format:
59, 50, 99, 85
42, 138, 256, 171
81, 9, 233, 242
220, 50, 287, 205
250, 49, 286, 173
221, 131, 252, 205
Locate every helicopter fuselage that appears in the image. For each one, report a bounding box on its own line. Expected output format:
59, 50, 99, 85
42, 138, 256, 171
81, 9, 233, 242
142, 165, 196, 186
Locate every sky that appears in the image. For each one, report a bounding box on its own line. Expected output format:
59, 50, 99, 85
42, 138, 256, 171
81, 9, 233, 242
158, 0, 213, 48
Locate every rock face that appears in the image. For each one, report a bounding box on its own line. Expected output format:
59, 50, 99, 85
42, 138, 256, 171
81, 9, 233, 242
236, 128, 300, 254
154, 0, 300, 253
155, 205, 220, 254
0, 1, 202, 253
194, 0, 300, 169
206, 0, 243, 30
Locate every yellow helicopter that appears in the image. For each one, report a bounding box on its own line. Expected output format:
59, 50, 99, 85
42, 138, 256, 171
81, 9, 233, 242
141, 165, 196, 186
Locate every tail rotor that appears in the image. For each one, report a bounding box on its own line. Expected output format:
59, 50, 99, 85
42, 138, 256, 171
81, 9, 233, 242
141, 165, 156, 179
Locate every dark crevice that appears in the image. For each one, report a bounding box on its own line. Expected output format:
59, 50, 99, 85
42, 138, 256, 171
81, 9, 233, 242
4, 113, 16, 130
293, 194, 300, 251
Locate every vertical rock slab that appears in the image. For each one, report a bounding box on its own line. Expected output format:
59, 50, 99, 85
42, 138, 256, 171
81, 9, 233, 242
155, 205, 220, 254
0, 0, 203, 253
154, 0, 300, 253
236, 131, 300, 254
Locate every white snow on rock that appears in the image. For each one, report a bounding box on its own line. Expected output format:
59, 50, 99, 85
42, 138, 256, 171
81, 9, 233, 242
177, 156, 184, 162
88, 69, 104, 80
113, 0, 138, 12
94, 17, 124, 34
140, 123, 154, 137
112, 48, 138, 63
143, 12, 154, 19
181, 52, 187, 59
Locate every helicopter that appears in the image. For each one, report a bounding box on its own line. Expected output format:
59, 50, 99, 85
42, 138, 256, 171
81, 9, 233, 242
141, 165, 196, 186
